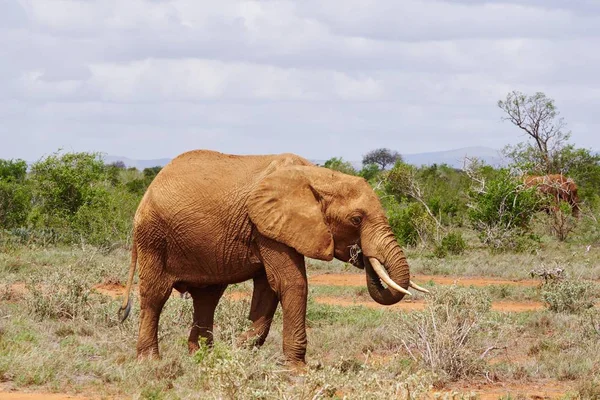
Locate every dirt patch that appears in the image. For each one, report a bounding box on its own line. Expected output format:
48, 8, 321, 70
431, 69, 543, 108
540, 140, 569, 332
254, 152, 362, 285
92, 283, 126, 298
0, 391, 89, 400
438, 380, 571, 399
21, 284, 543, 313
313, 296, 543, 312
92, 284, 185, 300
309, 273, 540, 288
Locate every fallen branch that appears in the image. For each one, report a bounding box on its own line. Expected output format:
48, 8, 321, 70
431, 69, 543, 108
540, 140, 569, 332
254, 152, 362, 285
480, 345, 507, 360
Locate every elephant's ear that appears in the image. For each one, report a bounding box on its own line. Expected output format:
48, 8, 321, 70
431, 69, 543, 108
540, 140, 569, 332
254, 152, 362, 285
247, 166, 334, 261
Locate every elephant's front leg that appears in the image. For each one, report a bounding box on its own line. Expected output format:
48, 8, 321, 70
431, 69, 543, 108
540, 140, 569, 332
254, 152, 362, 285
258, 237, 308, 364
187, 284, 228, 354
237, 272, 279, 347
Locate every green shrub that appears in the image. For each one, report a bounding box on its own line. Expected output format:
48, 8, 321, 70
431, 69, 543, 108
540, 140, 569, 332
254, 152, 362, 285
193, 338, 232, 367
0, 159, 31, 230
467, 169, 541, 252
358, 163, 381, 181
30, 152, 110, 216
0, 181, 32, 229
323, 157, 356, 176
0, 159, 27, 182
434, 231, 467, 257
541, 279, 597, 314
387, 201, 435, 247
27, 151, 140, 247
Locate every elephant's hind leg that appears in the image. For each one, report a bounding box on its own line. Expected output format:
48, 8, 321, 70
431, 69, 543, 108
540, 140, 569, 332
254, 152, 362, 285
187, 284, 227, 354
237, 272, 279, 348
136, 275, 173, 360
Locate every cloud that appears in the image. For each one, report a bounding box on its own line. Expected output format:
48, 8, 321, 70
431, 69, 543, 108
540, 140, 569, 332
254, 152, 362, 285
1, 0, 599, 161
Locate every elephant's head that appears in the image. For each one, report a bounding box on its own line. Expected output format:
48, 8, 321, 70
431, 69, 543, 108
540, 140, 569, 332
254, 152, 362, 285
247, 165, 427, 305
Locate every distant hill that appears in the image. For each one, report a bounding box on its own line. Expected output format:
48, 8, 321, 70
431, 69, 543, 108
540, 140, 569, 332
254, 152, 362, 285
402, 146, 506, 169
313, 146, 506, 170
104, 146, 506, 171
103, 155, 172, 170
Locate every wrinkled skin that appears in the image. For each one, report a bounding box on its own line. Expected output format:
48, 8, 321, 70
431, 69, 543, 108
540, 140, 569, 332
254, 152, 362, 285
523, 174, 581, 218
120, 150, 413, 364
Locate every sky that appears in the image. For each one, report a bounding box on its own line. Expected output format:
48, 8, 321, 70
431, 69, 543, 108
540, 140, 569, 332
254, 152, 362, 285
1, 0, 600, 162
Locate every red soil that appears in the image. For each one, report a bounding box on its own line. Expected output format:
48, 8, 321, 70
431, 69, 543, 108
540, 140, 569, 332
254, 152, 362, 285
309, 273, 540, 288
313, 296, 543, 312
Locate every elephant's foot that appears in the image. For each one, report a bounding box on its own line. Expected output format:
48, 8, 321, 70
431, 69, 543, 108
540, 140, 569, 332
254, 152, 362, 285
136, 347, 161, 361
188, 341, 200, 354
188, 336, 214, 354
274, 356, 307, 375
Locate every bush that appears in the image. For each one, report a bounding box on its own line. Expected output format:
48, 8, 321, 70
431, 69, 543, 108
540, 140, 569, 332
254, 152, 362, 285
0, 159, 31, 230
0, 159, 27, 182
467, 169, 541, 252
396, 286, 492, 381
548, 200, 576, 242
26, 270, 92, 320
29, 152, 111, 216
0, 181, 32, 229
434, 231, 467, 258
358, 164, 381, 182
541, 278, 597, 314
27, 151, 140, 247
323, 157, 356, 176
387, 201, 436, 247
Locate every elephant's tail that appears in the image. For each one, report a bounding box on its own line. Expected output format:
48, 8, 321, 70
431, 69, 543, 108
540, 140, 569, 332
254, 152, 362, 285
118, 235, 138, 323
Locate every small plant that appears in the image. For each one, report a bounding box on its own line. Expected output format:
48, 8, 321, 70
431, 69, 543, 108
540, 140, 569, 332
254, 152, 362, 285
26, 270, 91, 320
396, 286, 493, 381
531, 267, 597, 314
540, 278, 596, 314
548, 201, 577, 241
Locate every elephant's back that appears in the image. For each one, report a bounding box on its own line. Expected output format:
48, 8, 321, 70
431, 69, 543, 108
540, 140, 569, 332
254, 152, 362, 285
157, 149, 312, 189
136, 149, 312, 228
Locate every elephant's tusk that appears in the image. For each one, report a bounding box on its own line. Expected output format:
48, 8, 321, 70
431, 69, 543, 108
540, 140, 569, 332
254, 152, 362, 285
409, 280, 430, 294
368, 257, 412, 296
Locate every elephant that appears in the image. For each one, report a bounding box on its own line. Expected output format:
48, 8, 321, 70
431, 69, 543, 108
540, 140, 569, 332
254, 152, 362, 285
119, 150, 428, 364
523, 174, 581, 218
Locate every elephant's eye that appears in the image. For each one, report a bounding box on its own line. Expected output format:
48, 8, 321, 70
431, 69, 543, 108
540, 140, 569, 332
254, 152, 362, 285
350, 216, 362, 226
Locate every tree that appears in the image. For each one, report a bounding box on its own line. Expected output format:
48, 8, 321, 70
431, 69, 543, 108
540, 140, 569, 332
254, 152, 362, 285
109, 160, 126, 169
358, 164, 381, 181
0, 159, 31, 229
0, 159, 27, 183
498, 91, 570, 174
323, 157, 356, 175
143, 166, 163, 180
362, 148, 402, 170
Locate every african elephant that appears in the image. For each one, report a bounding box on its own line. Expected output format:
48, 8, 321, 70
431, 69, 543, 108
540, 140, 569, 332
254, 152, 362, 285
119, 150, 427, 364
523, 174, 580, 218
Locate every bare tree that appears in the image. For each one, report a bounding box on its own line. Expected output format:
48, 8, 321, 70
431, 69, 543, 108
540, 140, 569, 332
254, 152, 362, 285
498, 91, 570, 173
362, 148, 402, 170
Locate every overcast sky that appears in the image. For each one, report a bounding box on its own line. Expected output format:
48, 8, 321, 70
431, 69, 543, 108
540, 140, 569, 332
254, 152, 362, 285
2, 1, 600, 162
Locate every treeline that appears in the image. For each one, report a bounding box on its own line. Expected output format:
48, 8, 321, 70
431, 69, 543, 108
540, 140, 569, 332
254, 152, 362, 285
2, 91, 600, 254
0, 152, 162, 248
322, 91, 600, 254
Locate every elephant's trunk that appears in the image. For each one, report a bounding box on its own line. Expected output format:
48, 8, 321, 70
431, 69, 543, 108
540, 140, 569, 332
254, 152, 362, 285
362, 224, 412, 305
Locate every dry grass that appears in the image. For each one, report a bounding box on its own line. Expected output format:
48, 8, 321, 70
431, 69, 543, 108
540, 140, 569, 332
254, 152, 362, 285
1, 245, 599, 398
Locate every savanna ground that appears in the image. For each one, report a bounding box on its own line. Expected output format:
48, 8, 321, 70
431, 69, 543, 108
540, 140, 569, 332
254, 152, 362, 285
2, 235, 600, 399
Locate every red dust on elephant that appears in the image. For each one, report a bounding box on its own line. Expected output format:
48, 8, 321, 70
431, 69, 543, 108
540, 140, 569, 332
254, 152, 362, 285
118, 150, 428, 364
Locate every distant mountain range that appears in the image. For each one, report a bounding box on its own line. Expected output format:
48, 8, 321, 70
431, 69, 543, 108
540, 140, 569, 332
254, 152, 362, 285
104, 146, 507, 170
103, 155, 173, 170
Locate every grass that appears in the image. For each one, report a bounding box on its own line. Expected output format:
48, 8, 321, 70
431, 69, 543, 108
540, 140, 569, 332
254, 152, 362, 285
1, 244, 599, 398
